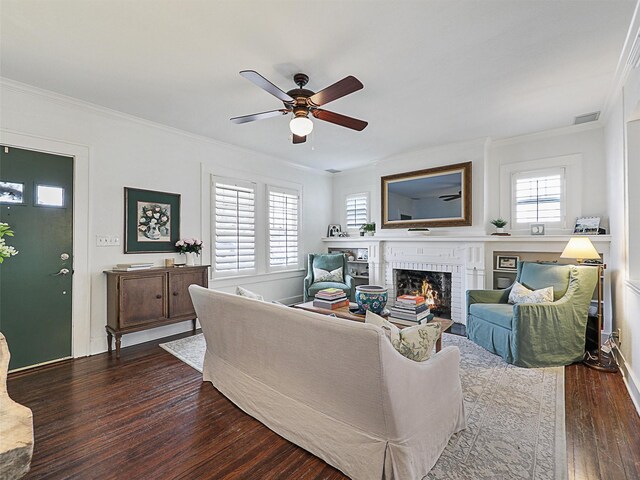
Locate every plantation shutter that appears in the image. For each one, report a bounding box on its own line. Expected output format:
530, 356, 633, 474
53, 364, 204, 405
346, 192, 369, 229
513, 169, 564, 224
268, 186, 299, 268
213, 178, 256, 273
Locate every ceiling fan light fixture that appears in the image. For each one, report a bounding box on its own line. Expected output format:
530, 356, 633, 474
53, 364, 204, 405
289, 115, 313, 137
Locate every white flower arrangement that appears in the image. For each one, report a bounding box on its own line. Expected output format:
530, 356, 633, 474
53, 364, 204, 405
0, 223, 18, 263
175, 238, 203, 255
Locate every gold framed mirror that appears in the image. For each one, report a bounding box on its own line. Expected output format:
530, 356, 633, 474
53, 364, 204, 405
381, 161, 472, 229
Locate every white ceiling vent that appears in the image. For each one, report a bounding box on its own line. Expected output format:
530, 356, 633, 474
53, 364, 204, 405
325, 168, 342, 174
574, 112, 600, 125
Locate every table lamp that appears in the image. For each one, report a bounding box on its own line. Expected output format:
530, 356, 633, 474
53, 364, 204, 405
561, 237, 617, 372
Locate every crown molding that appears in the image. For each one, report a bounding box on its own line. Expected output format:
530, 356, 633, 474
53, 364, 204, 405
601, 0, 640, 122
0, 77, 331, 177
489, 121, 603, 147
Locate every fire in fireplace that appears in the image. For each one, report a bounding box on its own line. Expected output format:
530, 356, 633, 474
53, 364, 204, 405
394, 269, 452, 319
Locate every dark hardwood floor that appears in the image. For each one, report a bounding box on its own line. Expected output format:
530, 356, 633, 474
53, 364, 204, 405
7, 331, 640, 480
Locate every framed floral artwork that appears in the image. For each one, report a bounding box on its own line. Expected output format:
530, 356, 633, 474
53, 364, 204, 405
124, 187, 180, 253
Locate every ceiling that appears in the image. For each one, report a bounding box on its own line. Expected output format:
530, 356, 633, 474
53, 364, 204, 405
0, 1, 636, 171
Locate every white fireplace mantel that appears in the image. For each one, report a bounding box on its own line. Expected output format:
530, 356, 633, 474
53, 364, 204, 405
322, 235, 612, 327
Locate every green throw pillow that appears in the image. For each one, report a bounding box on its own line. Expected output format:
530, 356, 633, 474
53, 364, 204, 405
365, 310, 441, 362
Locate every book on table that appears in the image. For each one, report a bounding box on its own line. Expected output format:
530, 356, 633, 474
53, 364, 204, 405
113, 263, 154, 271
389, 308, 431, 321
389, 313, 435, 327
315, 288, 347, 299
313, 297, 350, 310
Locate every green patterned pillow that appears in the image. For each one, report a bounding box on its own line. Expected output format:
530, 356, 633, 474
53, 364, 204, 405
313, 266, 343, 282
508, 281, 554, 305
365, 310, 441, 362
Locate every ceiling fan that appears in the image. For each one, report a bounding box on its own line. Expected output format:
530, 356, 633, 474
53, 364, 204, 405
230, 70, 368, 144
439, 191, 462, 202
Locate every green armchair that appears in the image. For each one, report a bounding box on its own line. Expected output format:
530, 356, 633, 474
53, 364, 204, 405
467, 261, 598, 368
304, 253, 355, 302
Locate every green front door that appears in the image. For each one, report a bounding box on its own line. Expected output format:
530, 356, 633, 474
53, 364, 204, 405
0, 146, 74, 370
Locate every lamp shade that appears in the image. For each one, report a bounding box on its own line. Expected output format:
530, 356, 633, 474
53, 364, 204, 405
289, 116, 313, 136
560, 237, 600, 261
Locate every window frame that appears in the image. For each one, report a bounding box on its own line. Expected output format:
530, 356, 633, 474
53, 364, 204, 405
266, 184, 302, 273
211, 176, 257, 279
510, 167, 566, 228
344, 191, 370, 232
499, 154, 582, 233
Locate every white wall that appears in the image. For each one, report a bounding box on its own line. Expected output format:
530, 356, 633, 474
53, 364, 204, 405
488, 123, 607, 233
0, 80, 332, 355
331, 138, 487, 236
605, 59, 640, 411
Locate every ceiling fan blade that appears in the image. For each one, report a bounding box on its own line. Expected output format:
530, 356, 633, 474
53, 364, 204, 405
292, 134, 306, 144
309, 76, 364, 106
312, 109, 368, 131
230, 109, 289, 124
239, 70, 294, 103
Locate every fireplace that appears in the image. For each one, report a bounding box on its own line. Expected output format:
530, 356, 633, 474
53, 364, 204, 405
394, 269, 452, 319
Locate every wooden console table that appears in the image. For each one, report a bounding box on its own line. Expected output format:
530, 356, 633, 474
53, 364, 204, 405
104, 265, 209, 358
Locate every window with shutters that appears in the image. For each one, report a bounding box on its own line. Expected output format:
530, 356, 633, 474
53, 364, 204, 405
511, 168, 565, 226
268, 186, 300, 271
345, 192, 369, 230
212, 178, 256, 275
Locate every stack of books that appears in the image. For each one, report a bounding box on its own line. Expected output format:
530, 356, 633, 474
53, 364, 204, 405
389, 294, 434, 326
313, 288, 349, 310
112, 262, 154, 272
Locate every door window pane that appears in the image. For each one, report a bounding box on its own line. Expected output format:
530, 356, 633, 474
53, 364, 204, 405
0, 181, 24, 204
36, 185, 64, 207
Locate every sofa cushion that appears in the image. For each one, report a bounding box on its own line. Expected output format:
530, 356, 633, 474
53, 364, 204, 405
468, 303, 514, 330
365, 311, 441, 362
236, 286, 264, 301
518, 262, 570, 301
313, 266, 344, 283
308, 281, 350, 297
508, 281, 554, 305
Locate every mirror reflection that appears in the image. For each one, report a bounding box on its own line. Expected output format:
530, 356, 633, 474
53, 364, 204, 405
387, 172, 463, 221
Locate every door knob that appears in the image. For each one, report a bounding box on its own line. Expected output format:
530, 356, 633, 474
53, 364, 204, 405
53, 268, 70, 276
60, 253, 70, 261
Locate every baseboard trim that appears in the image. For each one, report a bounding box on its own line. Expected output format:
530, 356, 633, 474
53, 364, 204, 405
278, 294, 304, 306
612, 345, 640, 416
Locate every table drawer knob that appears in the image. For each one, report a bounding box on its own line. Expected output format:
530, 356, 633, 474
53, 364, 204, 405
173, 292, 179, 296
156, 294, 162, 299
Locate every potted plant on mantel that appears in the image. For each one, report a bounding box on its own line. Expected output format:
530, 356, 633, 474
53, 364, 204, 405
360, 222, 376, 237
490, 218, 510, 236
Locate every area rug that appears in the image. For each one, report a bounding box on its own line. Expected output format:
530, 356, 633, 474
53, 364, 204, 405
160, 333, 566, 480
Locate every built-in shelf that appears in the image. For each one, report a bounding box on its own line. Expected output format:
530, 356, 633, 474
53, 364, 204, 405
348, 260, 368, 264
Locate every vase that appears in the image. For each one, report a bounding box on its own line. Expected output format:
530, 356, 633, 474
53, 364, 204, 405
496, 227, 505, 234
355, 285, 388, 314
185, 252, 196, 266
365, 231, 374, 237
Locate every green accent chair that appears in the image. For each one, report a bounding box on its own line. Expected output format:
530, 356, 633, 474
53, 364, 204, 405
466, 261, 598, 368
304, 253, 355, 302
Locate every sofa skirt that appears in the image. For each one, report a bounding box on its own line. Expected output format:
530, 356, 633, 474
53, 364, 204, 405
203, 349, 465, 480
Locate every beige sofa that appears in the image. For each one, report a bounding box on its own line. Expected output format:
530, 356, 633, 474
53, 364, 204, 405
189, 286, 466, 480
